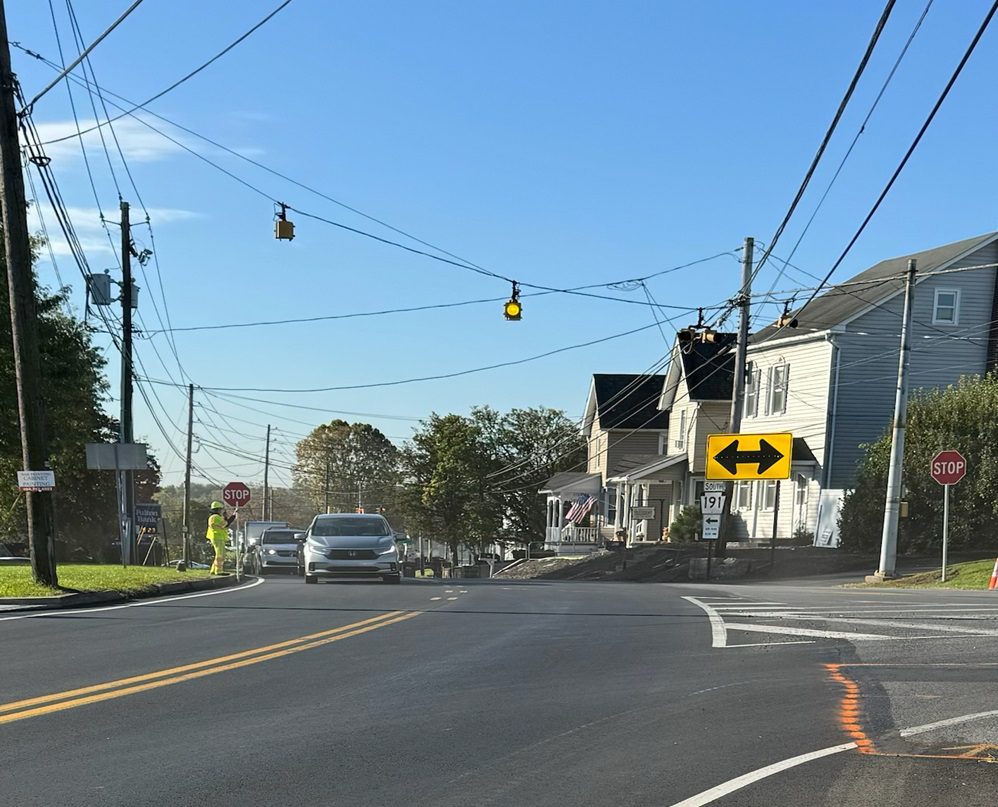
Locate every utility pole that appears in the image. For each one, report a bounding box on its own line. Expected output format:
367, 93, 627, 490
719, 237, 753, 556
262, 424, 271, 520
181, 383, 194, 570
120, 200, 135, 564
870, 259, 917, 581
0, 2, 57, 586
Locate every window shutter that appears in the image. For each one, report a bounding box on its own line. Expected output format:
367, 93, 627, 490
781, 365, 789, 413
765, 366, 773, 415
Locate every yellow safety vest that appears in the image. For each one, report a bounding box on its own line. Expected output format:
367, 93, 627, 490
206, 514, 228, 542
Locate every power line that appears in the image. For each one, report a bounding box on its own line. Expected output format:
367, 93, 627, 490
38, 0, 295, 142
794, 0, 998, 323
751, 0, 898, 284
21, 0, 146, 112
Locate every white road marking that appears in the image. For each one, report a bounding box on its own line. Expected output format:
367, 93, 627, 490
430, 597, 442, 601
0, 576, 266, 622
900, 709, 998, 737
723, 622, 900, 641
668, 742, 857, 806
777, 614, 998, 636
682, 597, 727, 648
725, 640, 816, 648
447, 597, 458, 601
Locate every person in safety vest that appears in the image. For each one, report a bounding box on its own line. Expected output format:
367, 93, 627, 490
206, 501, 236, 575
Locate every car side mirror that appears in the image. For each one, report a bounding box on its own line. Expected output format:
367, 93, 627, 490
294, 532, 306, 543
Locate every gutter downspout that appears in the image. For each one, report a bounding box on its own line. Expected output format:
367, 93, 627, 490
823, 333, 841, 489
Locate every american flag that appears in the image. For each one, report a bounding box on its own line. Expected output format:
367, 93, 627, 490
565, 494, 597, 524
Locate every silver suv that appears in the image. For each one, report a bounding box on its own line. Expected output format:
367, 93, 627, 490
249, 527, 304, 574
302, 513, 401, 584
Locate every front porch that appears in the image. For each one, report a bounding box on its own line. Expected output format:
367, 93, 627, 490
538, 472, 603, 554
606, 453, 688, 547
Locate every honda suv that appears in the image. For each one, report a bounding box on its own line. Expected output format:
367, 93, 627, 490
302, 513, 401, 584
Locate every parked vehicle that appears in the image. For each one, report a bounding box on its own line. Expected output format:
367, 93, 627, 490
246, 526, 304, 575
301, 513, 401, 584
240, 520, 289, 552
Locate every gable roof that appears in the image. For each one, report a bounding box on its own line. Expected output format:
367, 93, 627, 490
681, 332, 736, 401
585, 374, 669, 431
538, 472, 602, 496
753, 232, 998, 343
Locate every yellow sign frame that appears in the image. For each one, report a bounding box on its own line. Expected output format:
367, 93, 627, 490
705, 432, 793, 480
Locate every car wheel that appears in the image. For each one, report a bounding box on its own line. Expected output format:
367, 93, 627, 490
382, 574, 401, 585
305, 574, 318, 585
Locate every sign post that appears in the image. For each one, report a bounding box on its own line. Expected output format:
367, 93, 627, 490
930, 450, 966, 583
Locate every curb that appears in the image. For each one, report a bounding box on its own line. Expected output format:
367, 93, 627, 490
0, 573, 244, 612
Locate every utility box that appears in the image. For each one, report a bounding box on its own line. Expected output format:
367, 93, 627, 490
88, 272, 114, 306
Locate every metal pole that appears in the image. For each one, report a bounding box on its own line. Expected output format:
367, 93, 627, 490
0, 1, 58, 586
770, 480, 781, 571
181, 383, 194, 570
874, 259, 917, 579
324, 456, 330, 514
706, 539, 712, 581
120, 200, 135, 565
941, 483, 950, 583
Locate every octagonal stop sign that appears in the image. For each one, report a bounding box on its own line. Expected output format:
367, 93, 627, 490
222, 481, 251, 508
930, 450, 966, 486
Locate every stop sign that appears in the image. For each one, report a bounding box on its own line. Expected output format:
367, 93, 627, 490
222, 481, 251, 508
930, 450, 966, 486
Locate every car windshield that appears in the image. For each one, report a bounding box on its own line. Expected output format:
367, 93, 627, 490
262, 531, 298, 544
311, 518, 390, 537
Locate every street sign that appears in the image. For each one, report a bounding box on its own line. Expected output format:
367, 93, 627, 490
699, 493, 726, 515
930, 450, 966, 583
631, 506, 656, 520
705, 432, 793, 480
134, 502, 161, 528
931, 450, 966, 486
704, 481, 725, 492
222, 481, 251, 509
702, 513, 721, 541
16, 470, 55, 491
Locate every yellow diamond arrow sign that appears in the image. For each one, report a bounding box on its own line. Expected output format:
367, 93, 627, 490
705, 432, 793, 480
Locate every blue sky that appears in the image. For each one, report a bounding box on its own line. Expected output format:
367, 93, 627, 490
9, 0, 998, 488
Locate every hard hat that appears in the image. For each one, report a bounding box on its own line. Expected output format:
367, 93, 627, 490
210, 501, 225, 510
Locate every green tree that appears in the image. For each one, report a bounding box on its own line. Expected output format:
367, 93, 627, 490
293, 420, 399, 514
840, 374, 998, 554
472, 405, 586, 548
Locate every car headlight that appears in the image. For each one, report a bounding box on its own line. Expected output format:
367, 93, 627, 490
377, 543, 397, 556
266, 549, 277, 555
306, 539, 325, 551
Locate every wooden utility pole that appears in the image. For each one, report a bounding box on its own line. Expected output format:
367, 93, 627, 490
181, 382, 194, 570
324, 456, 331, 514
120, 200, 135, 563
262, 424, 271, 520
0, 1, 57, 585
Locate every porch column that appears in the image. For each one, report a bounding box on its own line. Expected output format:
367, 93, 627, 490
621, 482, 631, 546
614, 485, 624, 528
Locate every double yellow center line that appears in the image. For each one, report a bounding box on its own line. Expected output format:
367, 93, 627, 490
0, 610, 420, 726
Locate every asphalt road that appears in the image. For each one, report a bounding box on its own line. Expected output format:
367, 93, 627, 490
1, 573, 997, 806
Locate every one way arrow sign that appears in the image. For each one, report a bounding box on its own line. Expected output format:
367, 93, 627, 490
705, 432, 793, 481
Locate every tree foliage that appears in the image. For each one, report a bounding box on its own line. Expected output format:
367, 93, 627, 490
293, 420, 399, 514
839, 374, 998, 553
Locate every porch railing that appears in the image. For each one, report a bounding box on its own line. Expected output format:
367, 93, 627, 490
561, 525, 600, 543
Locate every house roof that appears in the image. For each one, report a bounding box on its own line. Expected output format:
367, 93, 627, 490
680, 332, 736, 402
608, 452, 687, 482
792, 437, 818, 464
588, 374, 670, 430
538, 472, 602, 495
753, 232, 998, 343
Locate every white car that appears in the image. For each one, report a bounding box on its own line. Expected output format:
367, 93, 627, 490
302, 513, 401, 584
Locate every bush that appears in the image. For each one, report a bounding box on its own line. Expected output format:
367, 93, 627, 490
669, 506, 702, 542
791, 527, 815, 547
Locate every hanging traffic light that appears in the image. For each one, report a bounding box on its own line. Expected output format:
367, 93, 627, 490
504, 282, 522, 321
275, 202, 295, 241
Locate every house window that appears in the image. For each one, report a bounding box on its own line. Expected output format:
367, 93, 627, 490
767, 363, 789, 415
674, 409, 687, 448
735, 481, 752, 510
658, 433, 668, 455
760, 480, 778, 510
932, 288, 960, 325
744, 364, 760, 418
794, 475, 808, 507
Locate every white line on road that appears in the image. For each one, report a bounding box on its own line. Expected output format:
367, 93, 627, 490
776, 614, 998, 636
668, 742, 858, 807
682, 597, 727, 648
447, 597, 458, 601
0, 576, 266, 622
430, 597, 441, 601
900, 709, 998, 737
723, 622, 902, 641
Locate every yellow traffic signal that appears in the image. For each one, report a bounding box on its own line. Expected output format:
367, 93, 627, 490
504, 282, 522, 320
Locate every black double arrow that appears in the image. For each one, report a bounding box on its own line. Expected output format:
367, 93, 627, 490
714, 438, 785, 475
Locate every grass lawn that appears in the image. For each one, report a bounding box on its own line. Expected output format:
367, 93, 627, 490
0, 564, 213, 598
860, 557, 997, 590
